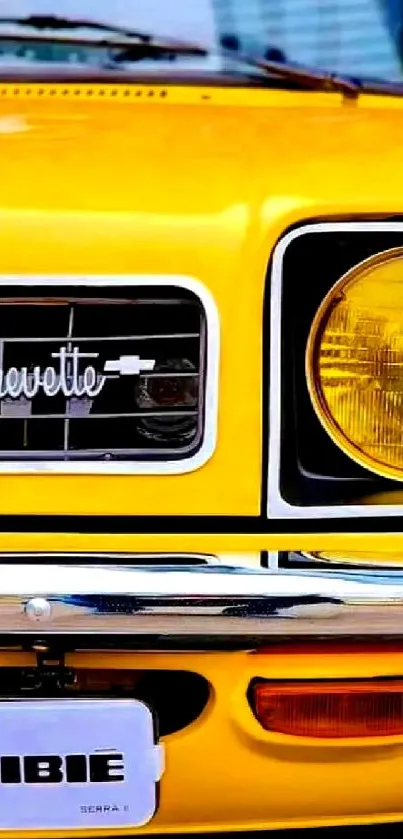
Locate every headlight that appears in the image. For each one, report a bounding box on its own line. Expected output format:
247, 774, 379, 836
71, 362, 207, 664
306, 247, 403, 480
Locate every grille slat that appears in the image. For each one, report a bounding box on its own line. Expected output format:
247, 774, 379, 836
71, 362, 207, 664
0, 285, 207, 462
0, 411, 199, 420
0, 334, 201, 342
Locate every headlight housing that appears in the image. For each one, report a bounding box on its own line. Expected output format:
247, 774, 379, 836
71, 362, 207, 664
306, 247, 403, 481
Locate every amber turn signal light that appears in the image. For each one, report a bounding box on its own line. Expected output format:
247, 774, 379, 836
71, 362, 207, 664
252, 680, 403, 738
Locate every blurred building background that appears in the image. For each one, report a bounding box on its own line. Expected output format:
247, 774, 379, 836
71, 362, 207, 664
213, 0, 403, 80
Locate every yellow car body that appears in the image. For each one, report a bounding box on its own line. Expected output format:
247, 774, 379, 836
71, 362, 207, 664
2, 81, 403, 834
0, 81, 400, 519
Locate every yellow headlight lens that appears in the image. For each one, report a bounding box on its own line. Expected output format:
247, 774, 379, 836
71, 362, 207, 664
306, 247, 403, 481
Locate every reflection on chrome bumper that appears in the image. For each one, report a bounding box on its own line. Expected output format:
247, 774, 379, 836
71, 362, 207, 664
1, 562, 403, 638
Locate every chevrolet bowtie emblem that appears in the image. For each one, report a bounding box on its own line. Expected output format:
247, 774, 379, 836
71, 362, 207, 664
0, 346, 156, 401
104, 355, 156, 376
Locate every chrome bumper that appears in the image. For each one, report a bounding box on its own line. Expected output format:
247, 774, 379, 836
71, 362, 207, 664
1, 562, 403, 642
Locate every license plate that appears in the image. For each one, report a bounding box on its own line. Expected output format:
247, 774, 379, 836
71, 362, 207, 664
0, 699, 164, 830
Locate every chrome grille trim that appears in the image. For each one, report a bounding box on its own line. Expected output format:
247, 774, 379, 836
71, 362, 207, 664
0, 552, 218, 565
0, 334, 201, 343
0, 274, 219, 474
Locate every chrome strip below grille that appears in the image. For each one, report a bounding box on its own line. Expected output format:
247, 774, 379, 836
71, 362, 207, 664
1, 563, 403, 638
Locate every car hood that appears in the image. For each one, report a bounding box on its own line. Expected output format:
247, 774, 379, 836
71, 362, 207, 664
0, 84, 402, 266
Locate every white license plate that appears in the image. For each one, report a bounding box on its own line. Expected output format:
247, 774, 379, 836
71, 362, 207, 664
0, 699, 164, 830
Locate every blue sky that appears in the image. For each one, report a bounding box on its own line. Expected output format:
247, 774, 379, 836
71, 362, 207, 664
0, 0, 218, 46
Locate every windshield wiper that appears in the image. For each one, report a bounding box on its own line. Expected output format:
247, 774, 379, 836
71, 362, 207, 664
236, 53, 360, 98
225, 46, 403, 99
0, 14, 208, 57
244, 53, 403, 98
0, 15, 358, 85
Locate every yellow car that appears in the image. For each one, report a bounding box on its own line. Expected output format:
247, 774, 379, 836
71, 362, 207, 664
1, 0, 403, 835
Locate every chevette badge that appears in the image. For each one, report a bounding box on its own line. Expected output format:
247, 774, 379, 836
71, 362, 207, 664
0, 346, 156, 400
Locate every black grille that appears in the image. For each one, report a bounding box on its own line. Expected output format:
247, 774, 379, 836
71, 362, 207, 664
0, 285, 207, 461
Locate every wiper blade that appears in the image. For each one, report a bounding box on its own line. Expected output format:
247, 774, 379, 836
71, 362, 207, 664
0, 14, 208, 56
253, 55, 403, 98
244, 53, 360, 98
0, 14, 150, 39
224, 47, 403, 98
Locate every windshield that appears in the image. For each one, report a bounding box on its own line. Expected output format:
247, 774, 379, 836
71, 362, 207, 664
0, 0, 402, 85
